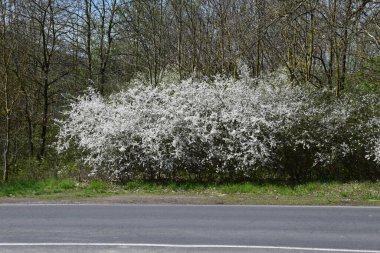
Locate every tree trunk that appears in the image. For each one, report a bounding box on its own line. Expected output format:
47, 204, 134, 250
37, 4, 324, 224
3, 116, 9, 182
25, 100, 34, 157
338, 0, 352, 95
3, 81, 10, 182
255, 0, 262, 77
39, 76, 49, 159
85, 0, 93, 81
306, 9, 314, 82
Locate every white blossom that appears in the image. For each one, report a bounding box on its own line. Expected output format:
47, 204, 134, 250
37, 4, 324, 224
56, 71, 380, 181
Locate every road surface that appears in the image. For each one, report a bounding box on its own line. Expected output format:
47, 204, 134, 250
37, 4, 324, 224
0, 204, 379, 252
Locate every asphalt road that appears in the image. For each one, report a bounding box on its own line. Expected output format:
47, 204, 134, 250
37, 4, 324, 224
0, 204, 379, 253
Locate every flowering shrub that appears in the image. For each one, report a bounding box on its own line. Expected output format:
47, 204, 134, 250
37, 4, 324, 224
374, 139, 380, 164
56, 72, 379, 182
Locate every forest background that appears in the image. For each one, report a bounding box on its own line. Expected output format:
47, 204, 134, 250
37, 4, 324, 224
1, 0, 379, 185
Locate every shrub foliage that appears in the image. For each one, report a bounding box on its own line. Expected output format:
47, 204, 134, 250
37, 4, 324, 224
56, 72, 380, 182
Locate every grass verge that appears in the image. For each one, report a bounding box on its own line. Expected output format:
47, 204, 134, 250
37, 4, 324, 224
0, 179, 379, 205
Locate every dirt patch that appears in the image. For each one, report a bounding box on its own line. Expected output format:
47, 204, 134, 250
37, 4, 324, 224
0, 194, 225, 205
1, 194, 379, 206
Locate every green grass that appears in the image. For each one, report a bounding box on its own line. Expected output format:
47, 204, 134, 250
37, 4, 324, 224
0, 179, 379, 205
0, 179, 77, 196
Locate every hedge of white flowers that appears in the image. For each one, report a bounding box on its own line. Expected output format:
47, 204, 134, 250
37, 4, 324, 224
56, 72, 380, 182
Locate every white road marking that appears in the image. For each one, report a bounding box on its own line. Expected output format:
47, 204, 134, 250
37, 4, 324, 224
0, 243, 379, 252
